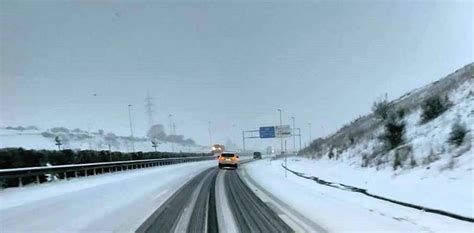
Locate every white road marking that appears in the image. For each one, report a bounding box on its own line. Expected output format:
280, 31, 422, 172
152, 189, 168, 202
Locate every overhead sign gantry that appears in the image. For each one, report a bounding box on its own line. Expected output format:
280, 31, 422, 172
242, 125, 300, 152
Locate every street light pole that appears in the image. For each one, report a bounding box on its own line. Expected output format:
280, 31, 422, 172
128, 104, 135, 152
278, 109, 287, 177
291, 116, 296, 154
277, 109, 283, 155
298, 128, 302, 151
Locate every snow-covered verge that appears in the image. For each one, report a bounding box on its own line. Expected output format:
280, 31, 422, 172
0, 160, 216, 232
0, 127, 209, 153
244, 158, 474, 233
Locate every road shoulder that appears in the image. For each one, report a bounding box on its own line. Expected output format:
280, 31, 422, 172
239, 161, 328, 233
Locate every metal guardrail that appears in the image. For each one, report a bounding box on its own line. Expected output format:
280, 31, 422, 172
0, 156, 217, 188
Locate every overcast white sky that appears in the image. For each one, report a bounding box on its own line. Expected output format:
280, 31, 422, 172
1, 0, 473, 149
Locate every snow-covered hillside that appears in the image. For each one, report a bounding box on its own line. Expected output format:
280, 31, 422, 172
0, 127, 209, 153
322, 78, 473, 170
302, 63, 473, 169
295, 64, 473, 222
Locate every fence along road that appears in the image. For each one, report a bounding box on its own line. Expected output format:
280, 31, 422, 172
0, 155, 215, 187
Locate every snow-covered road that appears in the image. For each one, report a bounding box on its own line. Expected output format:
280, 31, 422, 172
0, 160, 216, 233
243, 157, 474, 233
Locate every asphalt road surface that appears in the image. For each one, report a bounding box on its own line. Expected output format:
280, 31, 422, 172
136, 160, 297, 233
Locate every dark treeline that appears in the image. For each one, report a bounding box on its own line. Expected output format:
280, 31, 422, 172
0, 148, 212, 169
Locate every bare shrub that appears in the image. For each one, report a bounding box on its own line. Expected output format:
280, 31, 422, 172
448, 121, 469, 147
420, 95, 451, 123
379, 112, 406, 151
372, 96, 391, 121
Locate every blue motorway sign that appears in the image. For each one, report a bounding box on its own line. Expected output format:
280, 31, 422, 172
259, 126, 275, 138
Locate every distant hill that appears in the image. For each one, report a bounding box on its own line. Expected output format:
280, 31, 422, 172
0, 127, 209, 153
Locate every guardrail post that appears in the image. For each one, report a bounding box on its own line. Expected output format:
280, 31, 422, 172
93, 169, 97, 175
101, 168, 104, 174
84, 170, 88, 177
75, 171, 78, 178
36, 175, 40, 184
63, 172, 67, 180
18, 177, 23, 187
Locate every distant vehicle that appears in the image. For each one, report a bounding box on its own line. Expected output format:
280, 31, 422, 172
218, 152, 239, 169
212, 144, 225, 154
253, 151, 262, 159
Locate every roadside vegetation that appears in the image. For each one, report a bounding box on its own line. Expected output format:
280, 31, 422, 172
420, 95, 451, 124
448, 121, 469, 147
0, 148, 211, 170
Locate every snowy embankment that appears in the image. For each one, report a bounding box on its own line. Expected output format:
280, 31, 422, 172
244, 158, 473, 233
0, 160, 216, 232
316, 78, 473, 169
